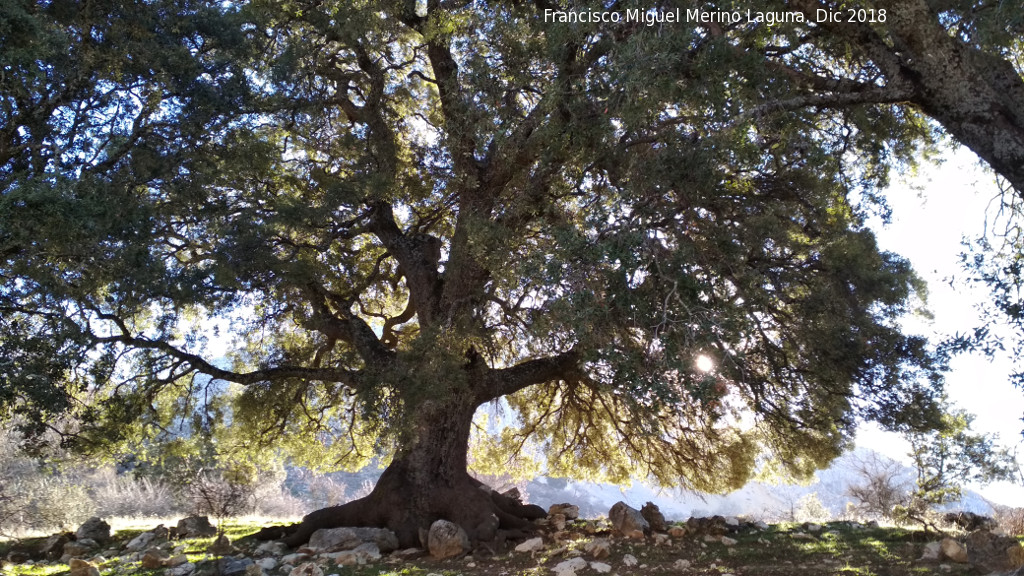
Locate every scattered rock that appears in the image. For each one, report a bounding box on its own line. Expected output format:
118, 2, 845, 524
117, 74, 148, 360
328, 542, 381, 565
68, 558, 101, 576
653, 533, 670, 546
804, 523, 822, 532
256, 557, 278, 570
753, 520, 770, 531
307, 527, 399, 554
176, 515, 217, 538
218, 556, 255, 576
584, 538, 610, 559
590, 561, 612, 573
966, 529, 1024, 571
281, 553, 311, 565
640, 502, 667, 532
551, 557, 587, 576
427, 520, 469, 560
287, 562, 324, 576
668, 526, 687, 538
141, 548, 170, 569
76, 518, 111, 543
609, 501, 649, 536
515, 537, 545, 553
721, 536, 738, 546
940, 538, 968, 563
549, 503, 580, 520
622, 553, 638, 567
674, 559, 692, 569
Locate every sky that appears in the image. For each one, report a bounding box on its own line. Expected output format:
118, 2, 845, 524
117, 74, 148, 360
857, 144, 1024, 505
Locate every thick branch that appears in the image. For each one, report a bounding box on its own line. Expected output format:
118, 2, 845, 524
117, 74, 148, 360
477, 349, 581, 403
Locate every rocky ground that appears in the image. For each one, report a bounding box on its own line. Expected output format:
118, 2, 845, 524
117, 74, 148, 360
2, 503, 1024, 576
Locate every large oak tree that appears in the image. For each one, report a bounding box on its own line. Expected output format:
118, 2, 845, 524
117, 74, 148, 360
5, 0, 1020, 547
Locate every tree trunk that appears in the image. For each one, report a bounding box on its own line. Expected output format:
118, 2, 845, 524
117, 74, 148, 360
255, 396, 545, 549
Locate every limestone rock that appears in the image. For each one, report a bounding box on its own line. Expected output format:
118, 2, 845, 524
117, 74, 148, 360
721, 536, 738, 546
176, 515, 217, 538
166, 554, 189, 567
584, 538, 610, 559
256, 557, 278, 570
920, 541, 942, 561
940, 538, 968, 563
966, 529, 1024, 571
944, 511, 997, 531
640, 502, 667, 532
551, 557, 587, 576
668, 526, 687, 538
515, 537, 545, 553
622, 553, 638, 567
68, 558, 100, 576
307, 526, 399, 554
674, 559, 692, 569
427, 519, 469, 560
287, 562, 324, 576
166, 562, 196, 576
327, 542, 381, 566
549, 503, 580, 520
125, 531, 157, 552
609, 501, 649, 536
75, 518, 111, 543
590, 561, 612, 573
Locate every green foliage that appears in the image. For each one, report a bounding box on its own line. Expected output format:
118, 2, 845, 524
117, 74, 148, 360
1, 0, 984, 495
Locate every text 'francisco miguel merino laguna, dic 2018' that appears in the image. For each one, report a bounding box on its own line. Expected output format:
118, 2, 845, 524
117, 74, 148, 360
543, 7, 889, 26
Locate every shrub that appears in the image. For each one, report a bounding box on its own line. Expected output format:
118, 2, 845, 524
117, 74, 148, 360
794, 492, 831, 523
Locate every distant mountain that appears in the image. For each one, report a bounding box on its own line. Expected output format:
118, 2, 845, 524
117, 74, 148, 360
521, 447, 996, 521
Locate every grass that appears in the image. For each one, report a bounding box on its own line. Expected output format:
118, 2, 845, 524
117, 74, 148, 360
0, 518, 999, 576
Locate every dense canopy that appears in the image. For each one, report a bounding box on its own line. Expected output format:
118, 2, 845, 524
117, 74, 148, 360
3, 0, 1021, 546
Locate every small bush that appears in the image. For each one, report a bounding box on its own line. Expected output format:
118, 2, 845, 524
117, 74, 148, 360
794, 492, 832, 523
87, 468, 179, 518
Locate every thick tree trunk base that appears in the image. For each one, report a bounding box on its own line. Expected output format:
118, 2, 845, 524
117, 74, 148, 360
253, 465, 546, 550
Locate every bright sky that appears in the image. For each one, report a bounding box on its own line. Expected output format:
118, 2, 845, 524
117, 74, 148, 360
858, 144, 1024, 505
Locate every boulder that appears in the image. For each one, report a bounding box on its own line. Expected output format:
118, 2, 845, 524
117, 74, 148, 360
307, 527, 399, 554
966, 529, 1024, 571
919, 541, 942, 561
75, 517, 111, 543
427, 519, 469, 560
39, 533, 73, 559
68, 558, 101, 576
550, 513, 567, 530
640, 502, 667, 532
176, 515, 217, 538
609, 501, 649, 536
549, 503, 580, 521
940, 538, 968, 563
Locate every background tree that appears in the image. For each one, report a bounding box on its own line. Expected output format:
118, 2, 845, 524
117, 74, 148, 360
893, 408, 1016, 531
0, 0, 979, 548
